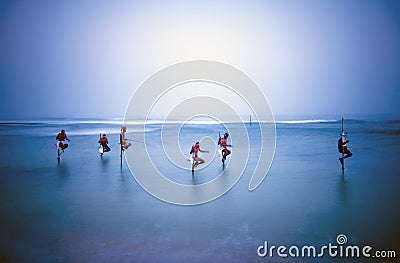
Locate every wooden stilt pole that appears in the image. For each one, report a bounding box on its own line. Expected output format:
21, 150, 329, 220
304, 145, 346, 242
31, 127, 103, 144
341, 117, 345, 173
120, 132, 123, 168
99, 133, 103, 158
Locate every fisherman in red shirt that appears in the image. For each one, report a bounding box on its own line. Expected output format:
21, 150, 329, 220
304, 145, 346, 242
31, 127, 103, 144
56, 129, 70, 152
98, 134, 111, 152
218, 133, 231, 165
190, 142, 208, 172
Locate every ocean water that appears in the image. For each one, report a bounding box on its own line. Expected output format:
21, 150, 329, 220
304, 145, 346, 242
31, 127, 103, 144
0, 115, 399, 262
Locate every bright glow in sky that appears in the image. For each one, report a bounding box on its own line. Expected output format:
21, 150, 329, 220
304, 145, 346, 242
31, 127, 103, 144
147, 81, 253, 120
0, 0, 399, 119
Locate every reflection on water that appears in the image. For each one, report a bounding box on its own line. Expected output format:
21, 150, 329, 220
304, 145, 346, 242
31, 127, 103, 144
57, 162, 70, 177
338, 172, 348, 205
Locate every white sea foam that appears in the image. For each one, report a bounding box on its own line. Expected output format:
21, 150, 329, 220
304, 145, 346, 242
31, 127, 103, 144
276, 119, 338, 124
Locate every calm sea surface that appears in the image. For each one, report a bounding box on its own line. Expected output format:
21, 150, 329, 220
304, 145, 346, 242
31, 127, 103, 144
0, 115, 399, 262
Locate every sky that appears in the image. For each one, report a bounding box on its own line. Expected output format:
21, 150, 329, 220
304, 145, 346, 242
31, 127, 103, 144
0, 0, 399, 119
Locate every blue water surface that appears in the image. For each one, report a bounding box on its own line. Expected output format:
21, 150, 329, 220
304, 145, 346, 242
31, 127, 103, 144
0, 115, 399, 262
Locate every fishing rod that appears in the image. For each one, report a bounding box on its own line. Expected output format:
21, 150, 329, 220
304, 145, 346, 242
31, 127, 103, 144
129, 139, 145, 144
117, 139, 144, 145
347, 146, 375, 151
